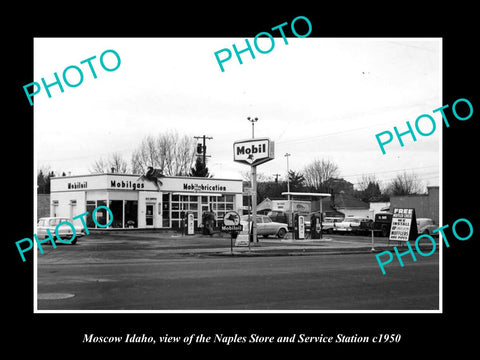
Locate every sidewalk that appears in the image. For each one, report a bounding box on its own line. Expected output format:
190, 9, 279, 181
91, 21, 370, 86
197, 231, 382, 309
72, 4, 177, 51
82, 230, 438, 258
165, 233, 437, 257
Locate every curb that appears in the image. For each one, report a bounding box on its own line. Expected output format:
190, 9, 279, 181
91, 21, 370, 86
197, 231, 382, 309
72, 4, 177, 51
194, 243, 439, 258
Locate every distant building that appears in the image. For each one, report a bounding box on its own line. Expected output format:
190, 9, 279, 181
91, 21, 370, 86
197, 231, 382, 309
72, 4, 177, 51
369, 202, 390, 216
331, 191, 372, 219
389, 186, 439, 224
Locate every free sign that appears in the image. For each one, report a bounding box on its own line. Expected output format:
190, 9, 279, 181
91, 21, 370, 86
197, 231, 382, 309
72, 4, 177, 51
233, 138, 275, 166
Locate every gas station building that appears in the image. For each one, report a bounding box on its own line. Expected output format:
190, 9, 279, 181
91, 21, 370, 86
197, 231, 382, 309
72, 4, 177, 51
49, 173, 243, 230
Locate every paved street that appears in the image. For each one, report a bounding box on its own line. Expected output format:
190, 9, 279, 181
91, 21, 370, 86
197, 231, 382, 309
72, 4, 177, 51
36, 232, 439, 311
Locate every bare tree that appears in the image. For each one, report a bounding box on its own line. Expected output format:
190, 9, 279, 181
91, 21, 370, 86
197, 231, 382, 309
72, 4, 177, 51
90, 153, 129, 174
109, 152, 129, 173
90, 157, 109, 174
303, 158, 340, 191
240, 170, 270, 183
387, 171, 424, 196
131, 136, 159, 174
131, 131, 197, 176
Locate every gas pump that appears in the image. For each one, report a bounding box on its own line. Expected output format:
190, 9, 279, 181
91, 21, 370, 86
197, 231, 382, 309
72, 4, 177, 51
186, 212, 195, 235
310, 213, 322, 239
293, 213, 305, 240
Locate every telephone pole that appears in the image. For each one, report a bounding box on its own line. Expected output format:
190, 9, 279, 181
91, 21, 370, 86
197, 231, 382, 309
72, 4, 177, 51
194, 135, 213, 166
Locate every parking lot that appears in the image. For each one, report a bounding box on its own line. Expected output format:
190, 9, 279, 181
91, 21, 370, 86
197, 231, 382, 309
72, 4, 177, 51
36, 231, 440, 311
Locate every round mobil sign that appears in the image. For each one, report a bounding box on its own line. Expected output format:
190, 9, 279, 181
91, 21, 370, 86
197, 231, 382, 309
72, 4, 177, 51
223, 211, 240, 226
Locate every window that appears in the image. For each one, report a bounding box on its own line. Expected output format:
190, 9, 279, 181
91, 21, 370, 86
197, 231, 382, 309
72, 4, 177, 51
171, 194, 201, 228
214, 195, 235, 220
162, 193, 170, 228
124, 201, 138, 228
263, 217, 272, 223
86, 201, 96, 227
109, 200, 124, 228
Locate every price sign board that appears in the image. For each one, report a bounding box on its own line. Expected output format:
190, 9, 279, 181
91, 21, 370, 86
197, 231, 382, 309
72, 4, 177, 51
389, 208, 418, 241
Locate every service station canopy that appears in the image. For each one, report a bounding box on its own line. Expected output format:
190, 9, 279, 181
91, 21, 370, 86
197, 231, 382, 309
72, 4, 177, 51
233, 138, 275, 166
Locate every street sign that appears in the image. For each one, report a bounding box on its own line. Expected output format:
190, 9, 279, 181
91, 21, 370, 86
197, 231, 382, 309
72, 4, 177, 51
233, 138, 275, 166
243, 186, 254, 196
221, 224, 243, 232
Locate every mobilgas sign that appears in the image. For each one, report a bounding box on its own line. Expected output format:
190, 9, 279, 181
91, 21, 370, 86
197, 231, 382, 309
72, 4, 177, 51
233, 138, 274, 166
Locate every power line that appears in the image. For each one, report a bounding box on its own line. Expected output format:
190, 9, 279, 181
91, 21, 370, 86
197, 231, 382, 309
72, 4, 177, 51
340, 165, 439, 180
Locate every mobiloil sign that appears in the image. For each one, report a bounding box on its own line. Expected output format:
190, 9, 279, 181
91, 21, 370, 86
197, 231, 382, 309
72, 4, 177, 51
233, 138, 274, 166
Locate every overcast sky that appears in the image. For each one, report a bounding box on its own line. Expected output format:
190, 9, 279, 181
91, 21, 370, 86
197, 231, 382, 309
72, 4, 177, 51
34, 37, 441, 190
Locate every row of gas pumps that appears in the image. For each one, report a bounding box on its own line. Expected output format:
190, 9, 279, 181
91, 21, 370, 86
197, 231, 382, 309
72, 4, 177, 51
291, 213, 323, 240
179, 211, 324, 240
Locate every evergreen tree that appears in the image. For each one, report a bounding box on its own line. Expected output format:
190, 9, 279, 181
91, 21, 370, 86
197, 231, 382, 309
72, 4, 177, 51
189, 157, 210, 177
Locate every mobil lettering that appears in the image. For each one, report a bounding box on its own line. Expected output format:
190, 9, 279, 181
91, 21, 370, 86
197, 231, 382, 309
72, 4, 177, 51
236, 143, 267, 155
233, 138, 274, 166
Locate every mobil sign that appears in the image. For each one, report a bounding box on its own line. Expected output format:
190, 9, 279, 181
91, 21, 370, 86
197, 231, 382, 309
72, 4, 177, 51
233, 138, 275, 166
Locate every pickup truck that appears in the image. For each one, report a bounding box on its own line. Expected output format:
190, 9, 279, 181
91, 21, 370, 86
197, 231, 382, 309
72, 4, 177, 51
358, 212, 393, 237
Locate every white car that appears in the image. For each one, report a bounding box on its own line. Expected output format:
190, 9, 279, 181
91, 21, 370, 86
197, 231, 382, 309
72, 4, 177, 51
416, 218, 438, 235
37, 217, 86, 244
240, 215, 288, 238
333, 217, 370, 234
322, 217, 342, 234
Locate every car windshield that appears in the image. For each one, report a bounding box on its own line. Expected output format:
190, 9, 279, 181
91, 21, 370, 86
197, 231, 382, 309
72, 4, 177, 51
262, 217, 272, 223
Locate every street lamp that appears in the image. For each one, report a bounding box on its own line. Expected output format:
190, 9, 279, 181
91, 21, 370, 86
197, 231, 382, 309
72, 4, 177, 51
284, 153, 292, 229
284, 153, 291, 194
247, 117, 258, 138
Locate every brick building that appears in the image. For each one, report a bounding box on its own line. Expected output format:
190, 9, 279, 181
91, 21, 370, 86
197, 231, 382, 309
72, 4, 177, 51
389, 186, 439, 225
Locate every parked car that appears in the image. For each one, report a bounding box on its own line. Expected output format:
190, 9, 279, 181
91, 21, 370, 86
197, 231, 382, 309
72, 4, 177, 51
417, 218, 437, 235
240, 215, 288, 238
322, 217, 343, 234
37, 217, 86, 244
333, 217, 368, 234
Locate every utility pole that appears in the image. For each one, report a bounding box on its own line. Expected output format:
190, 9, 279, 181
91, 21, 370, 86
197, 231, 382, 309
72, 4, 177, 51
194, 135, 213, 166
247, 116, 259, 243
284, 153, 291, 194
273, 173, 281, 183
284, 152, 292, 230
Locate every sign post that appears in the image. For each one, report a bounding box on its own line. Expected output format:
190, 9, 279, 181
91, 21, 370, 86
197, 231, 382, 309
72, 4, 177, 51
251, 165, 258, 243
221, 211, 243, 255
233, 137, 274, 244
